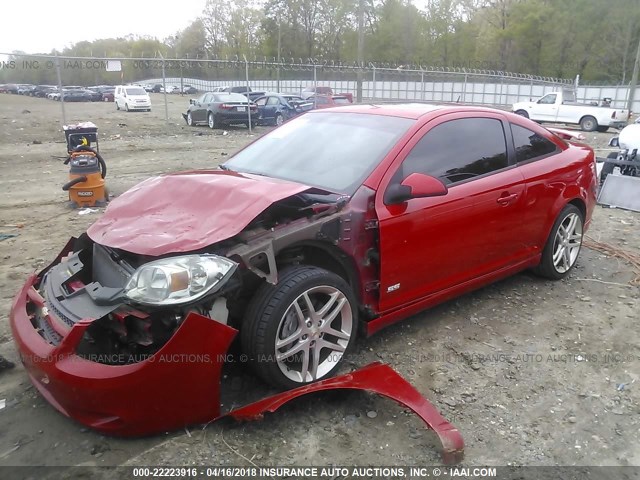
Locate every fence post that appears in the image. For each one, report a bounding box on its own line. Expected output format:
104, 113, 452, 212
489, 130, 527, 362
244, 55, 252, 134
372, 65, 376, 101
158, 52, 169, 125
313, 65, 317, 109
462, 73, 467, 103
55, 54, 66, 127
421, 70, 425, 101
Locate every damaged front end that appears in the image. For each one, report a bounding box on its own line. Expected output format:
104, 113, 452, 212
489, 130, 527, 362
10, 237, 239, 435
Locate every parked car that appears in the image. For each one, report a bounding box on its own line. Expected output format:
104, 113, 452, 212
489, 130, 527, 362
182, 84, 198, 94
114, 85, 152, 111
254, 93, 313, 126
31, 85, 55, 97
301, 85, 333, 99
245, 91, 266, 102
301, 86, 353, 103
60, 90, 95, 102
309, 94, 352, 109
166, 85, 180, 94
3, 84, 19, 94
17, 84, 36, 95
10, 104, 596, 435
513, 89, 629, 132
183, 92, 257, 128
88, 85, 115, 102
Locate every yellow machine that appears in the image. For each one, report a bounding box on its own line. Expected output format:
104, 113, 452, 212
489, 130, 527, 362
62, 123, 108, 208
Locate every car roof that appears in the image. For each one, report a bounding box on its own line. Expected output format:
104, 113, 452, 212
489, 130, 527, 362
308, 103, 511, 120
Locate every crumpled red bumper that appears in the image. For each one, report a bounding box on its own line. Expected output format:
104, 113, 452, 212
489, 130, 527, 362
10, 274, 237, 436
11, 270, 464, 463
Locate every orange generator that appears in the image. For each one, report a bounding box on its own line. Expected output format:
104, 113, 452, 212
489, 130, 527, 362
62, 122, 108, 208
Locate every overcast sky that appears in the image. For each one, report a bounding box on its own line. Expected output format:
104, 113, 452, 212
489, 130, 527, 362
0, 0, 208, 55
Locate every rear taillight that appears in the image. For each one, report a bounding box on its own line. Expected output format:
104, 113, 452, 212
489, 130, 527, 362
220, 103, 232, 110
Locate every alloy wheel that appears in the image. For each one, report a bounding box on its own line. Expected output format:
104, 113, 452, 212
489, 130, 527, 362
275, 285, 353, 383
552, 212, 582, 273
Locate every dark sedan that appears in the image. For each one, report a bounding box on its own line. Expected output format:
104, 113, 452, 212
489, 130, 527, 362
60, 90, 95, 102
183, 92, 258, 129
254, 93, 314, 126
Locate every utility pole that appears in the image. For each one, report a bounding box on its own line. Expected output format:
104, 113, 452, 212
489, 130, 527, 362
627, 35, 640, 113
356, 0, 365, 103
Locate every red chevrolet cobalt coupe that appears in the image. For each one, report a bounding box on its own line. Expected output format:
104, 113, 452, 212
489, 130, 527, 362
10, 104, 597, 434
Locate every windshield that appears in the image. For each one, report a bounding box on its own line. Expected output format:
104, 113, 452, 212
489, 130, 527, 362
224, 112, 414, 194
126, 87, 146, 96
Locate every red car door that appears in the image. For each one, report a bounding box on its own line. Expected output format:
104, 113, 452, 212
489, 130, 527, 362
375, 113, 530, 312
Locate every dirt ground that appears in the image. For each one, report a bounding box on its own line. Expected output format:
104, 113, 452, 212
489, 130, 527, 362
0, 93, 638, 471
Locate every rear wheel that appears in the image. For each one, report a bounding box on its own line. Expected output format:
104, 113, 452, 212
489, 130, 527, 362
275, 113, 284, 126
208, 112, 216, 129
533, 204, 583, 280
580, 115, 598, 132
515, 109, 529, 118
241, 266, 357, 390
116, 102, 120, 110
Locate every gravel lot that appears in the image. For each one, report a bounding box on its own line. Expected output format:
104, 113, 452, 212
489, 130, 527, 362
0, 93, 638, 471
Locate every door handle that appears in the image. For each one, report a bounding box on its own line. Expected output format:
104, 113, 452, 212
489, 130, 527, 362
497, 193, 518, 206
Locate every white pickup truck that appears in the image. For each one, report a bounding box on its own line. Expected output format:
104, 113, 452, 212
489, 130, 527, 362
512, 90, 629, 132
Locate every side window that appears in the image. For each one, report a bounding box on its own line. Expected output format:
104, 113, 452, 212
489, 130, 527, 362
511, 124, 558, 162
266, 96, 279, 106
255, 97, 267, 106
538, 94, 557, 105
399, 118, 509, 186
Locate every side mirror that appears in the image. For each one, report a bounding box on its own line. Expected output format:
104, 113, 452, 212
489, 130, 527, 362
386, 173, 448, 204
609, 137, 619, 148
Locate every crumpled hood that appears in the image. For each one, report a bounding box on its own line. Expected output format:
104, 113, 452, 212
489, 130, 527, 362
87, 170, 310, 256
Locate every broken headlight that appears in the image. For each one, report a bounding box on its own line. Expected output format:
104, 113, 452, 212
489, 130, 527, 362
124, 255, 237, 306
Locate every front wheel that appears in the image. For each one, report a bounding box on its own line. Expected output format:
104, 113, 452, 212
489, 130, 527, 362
125, 103, 130, 112
187, 112, 194, 126
241, 266, 357, 390
533, 204, 584, 280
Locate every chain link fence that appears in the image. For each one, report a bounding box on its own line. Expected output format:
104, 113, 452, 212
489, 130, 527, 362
1, 53, 638, 124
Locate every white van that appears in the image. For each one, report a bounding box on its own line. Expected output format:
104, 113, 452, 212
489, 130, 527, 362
114, 85, 152, 112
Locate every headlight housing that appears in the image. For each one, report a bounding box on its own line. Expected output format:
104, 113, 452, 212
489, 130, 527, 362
124, 255, 237, 306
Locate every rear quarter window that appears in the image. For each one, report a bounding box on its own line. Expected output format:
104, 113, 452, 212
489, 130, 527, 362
511, 124, 558, 163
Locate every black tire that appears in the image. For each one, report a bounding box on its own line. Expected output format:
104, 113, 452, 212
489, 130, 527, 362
596, 126, 609, 133
125, 103, 130, 112
208, 112, 216, 129
533, 204, 584, 280
274, 113, 284, 126
515, 109, 529, 118
241, 266, 358, 390
187, 112, 194, 126
580, 115, 598, 132
116, 102, 120, 110
599, 152, 617, 187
